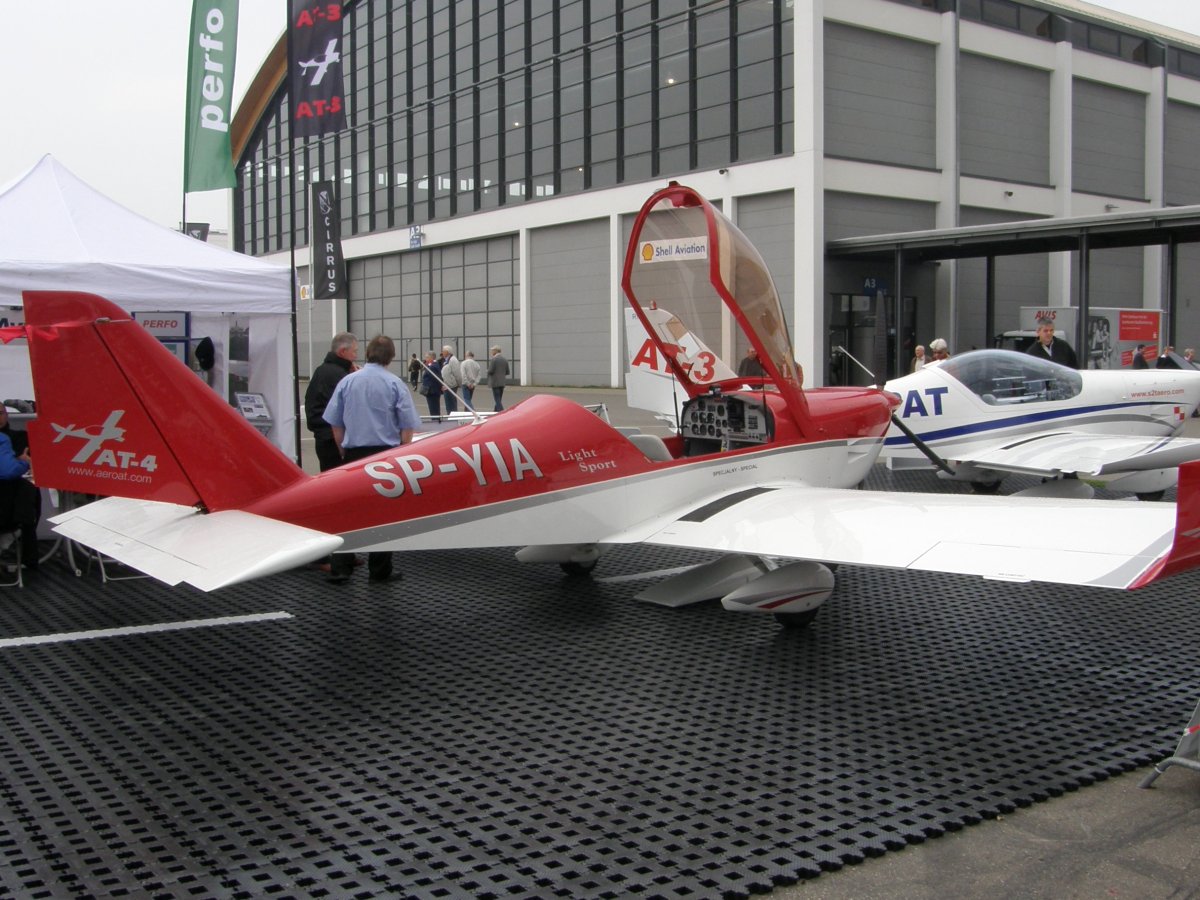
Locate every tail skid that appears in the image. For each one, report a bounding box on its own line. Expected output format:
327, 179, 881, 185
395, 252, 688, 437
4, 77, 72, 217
24, 291, 305, 511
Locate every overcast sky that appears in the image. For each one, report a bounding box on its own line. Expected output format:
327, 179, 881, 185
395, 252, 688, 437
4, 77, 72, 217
4, 1, 1200, 234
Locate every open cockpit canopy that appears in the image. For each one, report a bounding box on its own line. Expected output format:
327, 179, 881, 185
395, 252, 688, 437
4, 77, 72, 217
621, 183, 806, 417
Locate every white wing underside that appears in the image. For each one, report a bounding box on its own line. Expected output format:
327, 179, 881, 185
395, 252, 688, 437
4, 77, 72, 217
52, 486, 1175, 594
640, 485, 1174, 590
50, 498, 342, 591
952, 432, 1200, 477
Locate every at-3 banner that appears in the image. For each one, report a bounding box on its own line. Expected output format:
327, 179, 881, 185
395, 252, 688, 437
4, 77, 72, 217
288, 1, 347, 138
311, 182, 347, 300
184, 0, 240, 192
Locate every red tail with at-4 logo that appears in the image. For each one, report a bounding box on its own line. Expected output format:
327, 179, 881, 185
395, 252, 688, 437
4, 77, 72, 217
23, 291, 305, 511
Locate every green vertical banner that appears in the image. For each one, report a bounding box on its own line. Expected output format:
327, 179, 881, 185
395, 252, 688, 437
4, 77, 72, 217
184, 0, 240, 192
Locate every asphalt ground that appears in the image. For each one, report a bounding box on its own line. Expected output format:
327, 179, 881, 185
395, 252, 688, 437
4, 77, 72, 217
291, 381, 1200, 898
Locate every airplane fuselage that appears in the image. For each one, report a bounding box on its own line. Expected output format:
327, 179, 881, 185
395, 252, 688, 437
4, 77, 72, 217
246, 392, 890, 554
884, 363, 1200, 465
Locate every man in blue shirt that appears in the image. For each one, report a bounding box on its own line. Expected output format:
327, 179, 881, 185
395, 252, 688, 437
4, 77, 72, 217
323, 335, 422, 584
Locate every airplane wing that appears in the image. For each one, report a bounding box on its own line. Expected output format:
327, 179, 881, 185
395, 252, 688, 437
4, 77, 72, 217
956, 432, 1200, 477
50, 498, 342, 592
641, 484, 1176, 590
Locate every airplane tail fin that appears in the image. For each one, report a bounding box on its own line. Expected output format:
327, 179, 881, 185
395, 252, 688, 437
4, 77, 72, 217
1131, 459, 1200, 588
24, 291, 305, 511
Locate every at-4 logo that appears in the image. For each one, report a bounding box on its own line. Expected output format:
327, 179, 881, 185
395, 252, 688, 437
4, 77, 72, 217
49, 410, 158, 472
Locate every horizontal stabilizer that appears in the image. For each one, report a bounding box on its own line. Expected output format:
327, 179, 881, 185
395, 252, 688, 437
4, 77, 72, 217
645, 485, 1178, 590
51, 498, 342, 591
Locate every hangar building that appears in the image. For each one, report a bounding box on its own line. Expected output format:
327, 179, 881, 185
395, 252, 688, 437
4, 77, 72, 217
231, 0, 1200, 386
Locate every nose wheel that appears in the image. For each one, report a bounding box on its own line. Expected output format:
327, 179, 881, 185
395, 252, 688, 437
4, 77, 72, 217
773, 609, 819, 630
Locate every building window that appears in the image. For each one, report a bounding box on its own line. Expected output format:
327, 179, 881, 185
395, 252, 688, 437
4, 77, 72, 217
235, 0, 793, 253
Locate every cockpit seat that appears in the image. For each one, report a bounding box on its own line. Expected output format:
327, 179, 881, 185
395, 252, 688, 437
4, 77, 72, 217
628, 432, 673, 462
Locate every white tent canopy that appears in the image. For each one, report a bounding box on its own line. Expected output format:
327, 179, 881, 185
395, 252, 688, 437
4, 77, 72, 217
0, 155, 297, 456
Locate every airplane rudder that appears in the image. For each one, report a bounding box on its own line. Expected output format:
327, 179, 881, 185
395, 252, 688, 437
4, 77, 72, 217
1176, 460, 1200, 539
87, 314, 305, 510
1137, 460, 1200, 587
26, 314, 203, 505
24, 291, 303, 510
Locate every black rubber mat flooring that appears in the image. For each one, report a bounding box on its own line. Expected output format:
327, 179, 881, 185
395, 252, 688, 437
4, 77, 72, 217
1, 471, 1198, 899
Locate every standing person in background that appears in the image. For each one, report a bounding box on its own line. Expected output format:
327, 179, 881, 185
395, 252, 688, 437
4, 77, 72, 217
737, 347, 764, 378
488, 345, 509, 412
1156, 346, 1181, 369
1025, 321, 1077, 368
911, 345, 926, 372
420, 351, 443, 417
440, 345, 462, 413
1132, 344, 1150, 369
0, 405, 39, 571
322, 335, 421, 585
408, 353, 421, 388
304, 332, 359, 473
460, 350, 481, 410
929, 338, 950, 361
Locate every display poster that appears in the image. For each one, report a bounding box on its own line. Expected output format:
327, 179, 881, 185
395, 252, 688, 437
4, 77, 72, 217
227, 316, 250, 402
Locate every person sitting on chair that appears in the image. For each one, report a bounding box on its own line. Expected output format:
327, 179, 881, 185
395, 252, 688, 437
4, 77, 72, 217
0, 406, 39, 570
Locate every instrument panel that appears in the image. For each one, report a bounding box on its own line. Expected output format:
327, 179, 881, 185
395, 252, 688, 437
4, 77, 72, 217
680, 393, 771, 449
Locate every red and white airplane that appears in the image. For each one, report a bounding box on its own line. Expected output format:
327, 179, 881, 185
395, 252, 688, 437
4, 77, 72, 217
20, 183, 1200, 628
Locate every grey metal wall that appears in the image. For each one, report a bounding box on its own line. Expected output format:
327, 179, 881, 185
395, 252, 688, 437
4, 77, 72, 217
1070, 246, 1143, 310
824, 192, 938, 380
824, 191, 937, 316
957, 207, 1050, 350
1165, 100, 1200, 206
1175, 242, 1200, 351
824, 22, 936, 169
528, 219, 610, 385
737, 191, 796, 342
1072, 79, 1146, 199
348, 236, 521, 379
959, 54, 1051, 186
824, 191, 936, 243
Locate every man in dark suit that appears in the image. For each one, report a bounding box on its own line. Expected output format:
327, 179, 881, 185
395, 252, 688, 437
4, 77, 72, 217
1026, 321, 1077, 368
1156, 346, 1181, 369
304, 332, 358, 472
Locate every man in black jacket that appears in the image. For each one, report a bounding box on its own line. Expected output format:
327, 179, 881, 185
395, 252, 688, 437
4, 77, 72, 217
304, 332, 358, 472
1026, 320, 1077, 368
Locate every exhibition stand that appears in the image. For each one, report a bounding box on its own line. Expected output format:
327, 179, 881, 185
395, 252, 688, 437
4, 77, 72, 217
0, 155, 297, 457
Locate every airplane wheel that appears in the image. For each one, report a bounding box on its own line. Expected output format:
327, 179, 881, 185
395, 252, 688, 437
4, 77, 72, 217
773, 609, 819, 630
560, 560, 597, 576
971, 480, 1002, 494
1136, 490, 1166, 502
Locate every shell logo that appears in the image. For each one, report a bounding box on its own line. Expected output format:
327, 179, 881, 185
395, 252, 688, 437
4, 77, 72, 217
641, 242, 654, 262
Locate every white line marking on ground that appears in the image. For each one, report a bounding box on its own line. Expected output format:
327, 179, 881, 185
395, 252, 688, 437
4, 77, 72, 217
0, 612, 294, 649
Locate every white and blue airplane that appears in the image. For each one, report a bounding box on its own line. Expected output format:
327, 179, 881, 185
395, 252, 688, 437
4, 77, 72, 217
881, 349, 1200, 499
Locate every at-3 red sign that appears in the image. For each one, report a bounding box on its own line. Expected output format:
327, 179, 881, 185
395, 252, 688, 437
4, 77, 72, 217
288, 0, 348, 137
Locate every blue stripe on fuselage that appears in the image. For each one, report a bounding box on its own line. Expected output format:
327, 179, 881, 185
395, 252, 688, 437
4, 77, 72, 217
883, 401, 1169, 447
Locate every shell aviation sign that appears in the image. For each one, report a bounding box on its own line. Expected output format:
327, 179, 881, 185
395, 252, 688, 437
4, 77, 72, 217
639, 237, 708, 264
